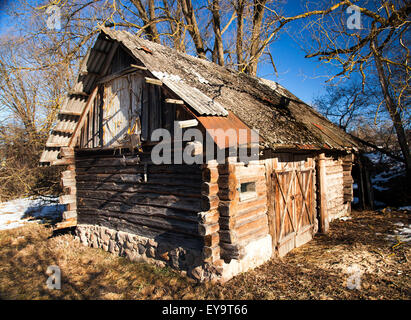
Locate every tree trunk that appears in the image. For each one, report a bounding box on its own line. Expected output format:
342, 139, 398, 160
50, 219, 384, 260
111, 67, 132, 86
235, 0, 245, 72
371, 39, 411, 174
211, 0, 224, 66
162, 0, 185, 52
245, 0, 267, 76
178, 0, 206, 59
131, 0, 161, 43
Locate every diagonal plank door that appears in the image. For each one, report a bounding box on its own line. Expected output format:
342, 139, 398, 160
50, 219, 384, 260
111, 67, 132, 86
271, 154, 317, 257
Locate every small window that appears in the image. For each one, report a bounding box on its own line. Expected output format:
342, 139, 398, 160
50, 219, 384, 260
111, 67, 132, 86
239, 182, 257, 201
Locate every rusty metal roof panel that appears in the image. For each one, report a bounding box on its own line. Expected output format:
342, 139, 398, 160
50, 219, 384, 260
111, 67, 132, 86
196, 111, 260, 149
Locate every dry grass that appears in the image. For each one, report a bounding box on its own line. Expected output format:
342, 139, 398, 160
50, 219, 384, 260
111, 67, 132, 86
0, 209, 409, 300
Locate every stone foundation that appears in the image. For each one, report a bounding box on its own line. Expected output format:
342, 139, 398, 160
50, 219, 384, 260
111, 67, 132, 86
75, 224, 272, 282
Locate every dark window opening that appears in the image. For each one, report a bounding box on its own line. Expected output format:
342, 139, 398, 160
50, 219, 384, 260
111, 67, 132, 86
239, 181, 257, 201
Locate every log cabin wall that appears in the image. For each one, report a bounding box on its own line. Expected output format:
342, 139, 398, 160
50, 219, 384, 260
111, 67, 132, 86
74, 150, 214, 278
215, 158, 272, 280
323, 153, 352, 221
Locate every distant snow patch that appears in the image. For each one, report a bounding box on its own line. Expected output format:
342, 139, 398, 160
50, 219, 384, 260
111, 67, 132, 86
0, 197, 64, 231
386, 222, 411, 243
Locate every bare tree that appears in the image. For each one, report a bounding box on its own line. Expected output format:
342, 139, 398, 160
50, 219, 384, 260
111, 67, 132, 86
299, 1, 411, 172
313, 80, 381, 132
2, 0, 409, 175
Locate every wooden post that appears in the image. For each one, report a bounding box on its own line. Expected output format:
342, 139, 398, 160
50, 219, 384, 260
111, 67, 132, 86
264, 158, 276, 257
364, 164, 374, 210
357, 156, 366, 210
358, 154, 374, 210
317, 153, 329, 233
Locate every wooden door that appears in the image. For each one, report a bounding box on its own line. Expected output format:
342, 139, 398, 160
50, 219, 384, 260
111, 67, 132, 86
269, 154, 317, 256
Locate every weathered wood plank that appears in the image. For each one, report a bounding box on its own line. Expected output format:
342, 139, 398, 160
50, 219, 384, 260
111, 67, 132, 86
77, 208, 199, 236
165, 98, 184, 105
145, 77, 163, 85
76, 181, 201, 198
77, 212, 204, 244
77, 190, 201, 212
75, 173, 201, 188
77, 197, 199, 221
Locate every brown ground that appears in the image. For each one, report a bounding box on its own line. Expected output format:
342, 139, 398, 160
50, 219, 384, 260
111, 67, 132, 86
0, 209, 409, 300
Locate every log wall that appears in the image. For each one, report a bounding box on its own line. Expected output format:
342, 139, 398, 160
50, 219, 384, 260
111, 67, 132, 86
217, 158, 269, 262
75, 151, 206, 255
323, 153, 353, 221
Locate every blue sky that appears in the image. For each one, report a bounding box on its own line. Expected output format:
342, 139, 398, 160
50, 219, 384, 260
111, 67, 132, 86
0, 0, 341, 105
256, 0, 341, 105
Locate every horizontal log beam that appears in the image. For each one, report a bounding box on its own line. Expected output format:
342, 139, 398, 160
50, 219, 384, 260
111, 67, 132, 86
59, 194, 76, 204
76, 181, 201, 198
78, 197, 199, 222
145, 77, 163, 85
176, 119, 198, 129
77, 190, 201, 212
78, 209, 200, 237
75, 173, 201, 188
165, 98, 184, 105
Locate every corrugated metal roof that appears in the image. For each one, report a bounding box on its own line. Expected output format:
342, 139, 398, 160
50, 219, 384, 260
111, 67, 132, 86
162, 80, 228, 116
102, 27, 228, 117
39, 34, 116, 164
40, 27, 362, 164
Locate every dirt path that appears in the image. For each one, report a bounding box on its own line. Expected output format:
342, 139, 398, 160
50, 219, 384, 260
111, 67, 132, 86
0, 209, 409, 299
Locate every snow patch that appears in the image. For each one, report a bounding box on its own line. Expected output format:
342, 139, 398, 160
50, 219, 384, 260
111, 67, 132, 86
0, 197, 64, 231
385, 222, 411, 243
373, 185, 389, 192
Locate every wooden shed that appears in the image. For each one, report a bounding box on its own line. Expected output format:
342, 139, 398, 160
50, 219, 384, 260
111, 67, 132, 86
40, 27, 362, 282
